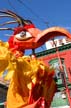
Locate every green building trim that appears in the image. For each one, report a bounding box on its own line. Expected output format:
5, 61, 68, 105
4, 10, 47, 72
36, 43, 71, 57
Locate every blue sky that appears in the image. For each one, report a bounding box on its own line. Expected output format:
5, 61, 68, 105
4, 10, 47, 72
0, 0, 71, 54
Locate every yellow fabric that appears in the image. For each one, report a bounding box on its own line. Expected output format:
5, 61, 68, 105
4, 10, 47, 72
0, 41, 56, 108
7, 58, 44, 108
7, 58, 55, 108
0, 41, 9, 75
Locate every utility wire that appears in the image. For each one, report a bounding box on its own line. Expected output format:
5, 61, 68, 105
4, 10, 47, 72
6, 0, 49, 27
7, 0, 18, 13
17, 0, 49, 26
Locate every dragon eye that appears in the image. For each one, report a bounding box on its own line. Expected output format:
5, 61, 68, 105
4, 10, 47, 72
15, 31, 32, 40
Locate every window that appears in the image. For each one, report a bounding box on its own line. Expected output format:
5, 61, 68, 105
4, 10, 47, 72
49, 58, 67, 79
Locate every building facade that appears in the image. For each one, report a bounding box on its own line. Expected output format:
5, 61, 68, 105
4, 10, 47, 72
36, 37, 71, 108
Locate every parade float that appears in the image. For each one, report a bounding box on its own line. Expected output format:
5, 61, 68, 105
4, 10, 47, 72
0, 10, 71, 108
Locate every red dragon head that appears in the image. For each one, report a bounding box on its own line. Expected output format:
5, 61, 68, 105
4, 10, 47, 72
0, 9, 71, 55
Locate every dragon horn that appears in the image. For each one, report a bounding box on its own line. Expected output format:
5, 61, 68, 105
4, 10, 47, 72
0, 28, 14, 31
0, 9, 31, 26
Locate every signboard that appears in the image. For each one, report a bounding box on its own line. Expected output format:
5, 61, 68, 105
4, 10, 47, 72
45, 37, 71, 50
